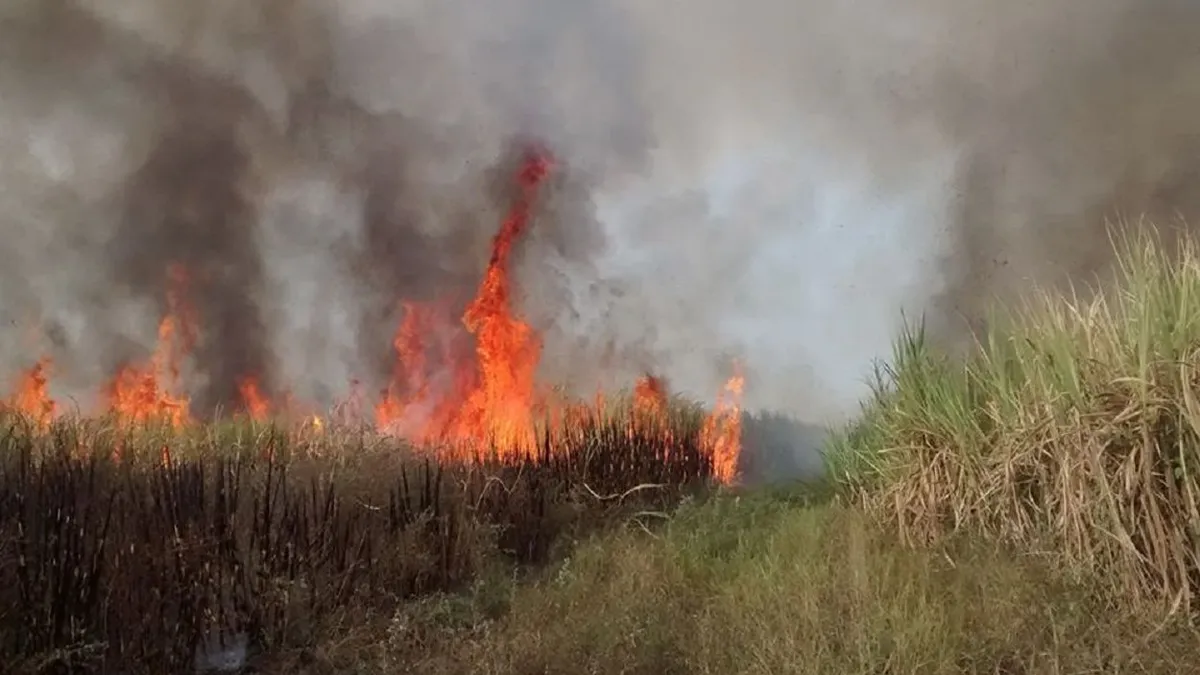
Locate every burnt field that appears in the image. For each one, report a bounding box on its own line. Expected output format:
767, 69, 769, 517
0, 401, 727, 674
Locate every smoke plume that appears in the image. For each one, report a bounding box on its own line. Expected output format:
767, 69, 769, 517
2, 0, 1199, 474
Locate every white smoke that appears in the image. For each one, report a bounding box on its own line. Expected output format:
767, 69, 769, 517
0, 0, 1198, 472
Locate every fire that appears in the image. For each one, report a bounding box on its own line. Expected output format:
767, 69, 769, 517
633, 374, 668, 418
0, 146, 747, 484
374, 301, 439, 432
6, 357, 56, 427
105, 263, 196, 427
238, 377, 271, 421
369, 149, 749, 478
451, 150, 552, 450
376, 149, 553, 456
700, 368, 745, 484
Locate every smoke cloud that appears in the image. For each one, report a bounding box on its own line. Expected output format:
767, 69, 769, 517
2, 0, 1199, 474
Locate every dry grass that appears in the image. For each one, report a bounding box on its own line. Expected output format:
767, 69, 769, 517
832, 224, 1200, 614
0, 394, 718, 674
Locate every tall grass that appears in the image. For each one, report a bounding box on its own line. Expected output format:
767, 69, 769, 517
833, 225, 1200, 612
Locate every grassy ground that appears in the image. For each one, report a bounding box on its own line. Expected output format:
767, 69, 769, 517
350, 492, 1195, 675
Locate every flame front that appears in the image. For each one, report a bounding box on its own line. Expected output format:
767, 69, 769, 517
1, 149, 745, 484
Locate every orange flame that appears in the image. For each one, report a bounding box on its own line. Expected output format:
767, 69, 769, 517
700, 368, 745, 484
376, 150, 553, 457
374, 301, 437, 430
451, 150, 552, 451
7, 357, 57, 427
633, 374, 668, 419
238, 377, 271, 421
106, 263, 196, 427
1, 148, 746, 485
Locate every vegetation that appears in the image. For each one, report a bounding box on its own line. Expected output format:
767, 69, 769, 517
835, 227, 1200, 612
0, 405, 714, 673
5, 226, 1200, 673
370, 494, 1195, 674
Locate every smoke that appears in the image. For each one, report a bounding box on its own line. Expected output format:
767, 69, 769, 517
1, 0, 1199, 473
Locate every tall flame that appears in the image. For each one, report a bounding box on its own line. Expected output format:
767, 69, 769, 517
450, 149, 552, 450
700, 368, 745, 484
105, 263, 196, 427
376, 149, 553, 457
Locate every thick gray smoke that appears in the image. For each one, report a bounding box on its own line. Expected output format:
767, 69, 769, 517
2, 1, 1199, 476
